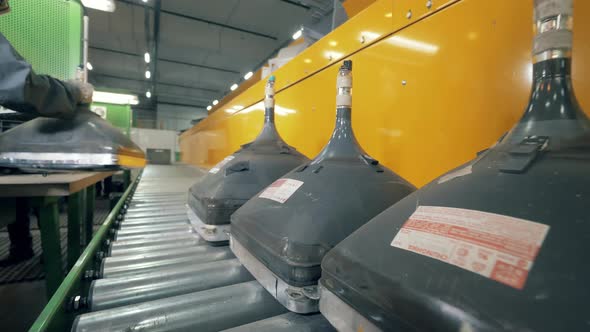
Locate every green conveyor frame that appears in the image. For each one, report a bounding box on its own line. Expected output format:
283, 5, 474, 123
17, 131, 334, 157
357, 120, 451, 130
29, 171, 142, 332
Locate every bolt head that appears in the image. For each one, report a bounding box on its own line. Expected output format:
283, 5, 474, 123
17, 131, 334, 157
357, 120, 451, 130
406, 10, 412, 19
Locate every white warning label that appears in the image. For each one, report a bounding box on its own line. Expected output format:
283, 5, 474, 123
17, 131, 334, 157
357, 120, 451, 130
391, 206, 549, 290
209, 155, 235, 174
259, 178, 303, 204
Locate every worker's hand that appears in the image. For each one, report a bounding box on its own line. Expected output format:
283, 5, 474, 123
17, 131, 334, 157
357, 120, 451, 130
65, 80, 94, 105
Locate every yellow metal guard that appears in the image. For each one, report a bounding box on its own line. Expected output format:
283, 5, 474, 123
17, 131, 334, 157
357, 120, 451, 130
180, 0, 590, 187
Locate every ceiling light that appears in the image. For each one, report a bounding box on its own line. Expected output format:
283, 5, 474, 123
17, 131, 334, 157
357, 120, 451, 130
212, 100, 219, 105
145, 70, 151, 79
146, 91, 151, 98
292, 29, 303, 40
243, 71, 253, 80
81, 0, 116, 12
142, 0, 148, 2
230, 83, 238, 91
86, 62, 93, 70
144, 52, 151, 63
93, 91, 138, 105
206, 106, 212, 111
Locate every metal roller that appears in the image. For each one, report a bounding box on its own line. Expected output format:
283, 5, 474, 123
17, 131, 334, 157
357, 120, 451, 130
122, 213, 187, 222
130, 194, 186, 200
221, 313, 336, 332
110, 229, 195, 243
108, 233, 201, 253
101, 246, 234, 278
114, 224, 193, 239
128, 200, 186, 208
118, 215, 189, 228
102, 245, 219, 270
108, 236, 205, 257
127, 203, 186, 210
124, 208, 187, 216
126, 204, 186, 212
117, 221, 188, 231
123, 209, 189, 219
133, 193, 186, 200
89, 259, 253, 311
72, 281, 288, 332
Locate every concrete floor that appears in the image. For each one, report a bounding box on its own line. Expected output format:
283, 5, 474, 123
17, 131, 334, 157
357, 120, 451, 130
0, 280, 47, 331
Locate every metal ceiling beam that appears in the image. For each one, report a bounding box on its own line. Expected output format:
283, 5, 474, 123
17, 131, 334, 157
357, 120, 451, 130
89, 72, 220, 93
161, 10, 277, 40
116, 0, 277, 41
158, 57, 239, 74
279, 0, 311, 10
158, 101, 207, 109
152, 0, 161, 99
89, 46, 239, 74
157, 81, 219, 93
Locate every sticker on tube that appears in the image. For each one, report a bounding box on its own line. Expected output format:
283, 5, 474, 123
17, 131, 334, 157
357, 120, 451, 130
209, 155, 235, 174
259, 178, 303, 203
391, 206, 550, 290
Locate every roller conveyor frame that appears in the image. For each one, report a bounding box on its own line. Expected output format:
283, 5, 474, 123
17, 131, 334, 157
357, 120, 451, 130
31, 165, 335, 332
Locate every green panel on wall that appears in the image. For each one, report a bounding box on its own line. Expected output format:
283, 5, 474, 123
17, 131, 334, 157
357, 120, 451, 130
92, 102, 132, 137
0, 0, 82, 80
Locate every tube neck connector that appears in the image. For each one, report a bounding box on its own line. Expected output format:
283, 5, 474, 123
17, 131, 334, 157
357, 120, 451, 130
264, 76, 276, 124
533, 0, 572, 63
336, 60, 352, 108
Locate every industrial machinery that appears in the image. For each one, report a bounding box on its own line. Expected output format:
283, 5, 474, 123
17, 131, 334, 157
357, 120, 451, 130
0, 109, 146, 170
319, 0, 590, 331
230, 60, 416, 313
187, 76, 309, 244
68, 165, 333, 332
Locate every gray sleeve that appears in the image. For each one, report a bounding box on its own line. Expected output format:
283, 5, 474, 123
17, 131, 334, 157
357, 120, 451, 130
0, 33, 80, 118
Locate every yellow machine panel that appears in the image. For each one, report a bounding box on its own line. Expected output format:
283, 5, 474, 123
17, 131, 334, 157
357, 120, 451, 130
180, 0, 590, 188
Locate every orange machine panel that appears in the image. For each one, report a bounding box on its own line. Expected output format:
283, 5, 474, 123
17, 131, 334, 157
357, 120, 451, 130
180, 0, 589, 188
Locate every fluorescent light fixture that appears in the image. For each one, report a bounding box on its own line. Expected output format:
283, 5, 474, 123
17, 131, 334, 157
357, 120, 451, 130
146, 91, 151, 98
243, 71, 253, 80
81, 0, 116, 12
86, 62, 93, 70
93, 91, 138, 105
144, 52, 151, 63
142, 0, 148, 2
230, 83, 238, 91
145, 70, 151, 79
212, 100, 219, 105
292, 29, 303, 40
207, 106, 212, 111
387, 36, 439, 54
233, 105, 244, 110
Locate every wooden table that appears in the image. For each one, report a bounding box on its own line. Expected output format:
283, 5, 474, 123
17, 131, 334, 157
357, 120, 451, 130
0, 171, 114, 297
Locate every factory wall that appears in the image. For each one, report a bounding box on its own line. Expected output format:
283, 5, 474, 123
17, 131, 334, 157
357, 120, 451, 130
180, 0, 590, 188
130, 128, 179, 163
156, 103, 207, 132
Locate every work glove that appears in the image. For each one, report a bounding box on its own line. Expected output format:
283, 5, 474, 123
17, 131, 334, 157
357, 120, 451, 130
65, 80, 94, 105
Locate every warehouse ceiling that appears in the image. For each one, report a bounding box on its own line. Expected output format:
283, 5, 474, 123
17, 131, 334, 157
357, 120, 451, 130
87, 0, 337, 126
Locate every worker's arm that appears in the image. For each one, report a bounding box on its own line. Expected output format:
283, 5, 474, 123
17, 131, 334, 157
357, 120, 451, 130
0, 33, 90, 118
